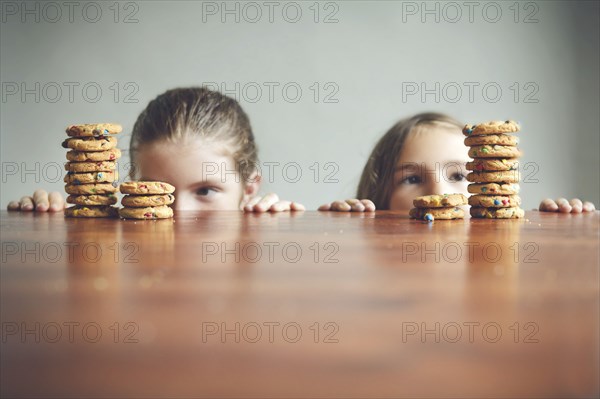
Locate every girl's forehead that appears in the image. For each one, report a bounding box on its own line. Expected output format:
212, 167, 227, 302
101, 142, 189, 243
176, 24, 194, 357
398, 124, 467, 165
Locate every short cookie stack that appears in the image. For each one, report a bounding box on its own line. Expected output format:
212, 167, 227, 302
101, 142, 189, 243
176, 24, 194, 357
409, 194, 467, 221
63, 123, 122, 218
464, 120, 524, 219
119, 181, 175, 219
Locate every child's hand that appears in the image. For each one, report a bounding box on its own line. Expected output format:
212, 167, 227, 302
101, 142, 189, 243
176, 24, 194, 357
7, 190, 65, 212
242, 193, 305, 212
318, 199, 376, 212
538, 198, 596, 213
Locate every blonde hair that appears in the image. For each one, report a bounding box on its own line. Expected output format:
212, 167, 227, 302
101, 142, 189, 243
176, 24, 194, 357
129, 87, 258, 180
357, 112, 463, 209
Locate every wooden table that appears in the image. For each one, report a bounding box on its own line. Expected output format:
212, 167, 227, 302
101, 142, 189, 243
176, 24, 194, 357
1, 210, 598, 398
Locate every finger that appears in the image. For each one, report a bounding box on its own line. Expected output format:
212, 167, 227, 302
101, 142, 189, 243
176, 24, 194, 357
539, 198, 558, 212
331, 200, 351, 212
270, 200, 291, 212
582, 201, 596, 212
243, 196, 262, 212
254, 193, 279, 212
569, 198, 583, 213
19, 196, 34, 211
48, 192, 65, 212
360, 199, 376, 212
555, 198, 572, 213
290, 202, 305, 211
346, 199, 365, 212
33, 189, 49, 212
318, 203, 332, 211
7, 201, 20, 211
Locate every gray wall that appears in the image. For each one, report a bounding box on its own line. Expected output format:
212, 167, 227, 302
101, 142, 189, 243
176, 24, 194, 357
1, 0, 598, 209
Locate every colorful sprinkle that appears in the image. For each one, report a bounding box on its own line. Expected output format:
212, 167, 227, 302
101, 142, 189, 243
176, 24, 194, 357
481, 187, 488, 193
424, 213, 434, 222
494, 199, 501, 205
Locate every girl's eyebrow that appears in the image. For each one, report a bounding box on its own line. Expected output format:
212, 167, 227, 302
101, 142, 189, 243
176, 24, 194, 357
395, 162, 420, 172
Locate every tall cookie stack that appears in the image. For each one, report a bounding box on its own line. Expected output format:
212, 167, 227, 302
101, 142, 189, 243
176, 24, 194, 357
464, 120, 524, 219
119, 181, 175, 219
409, 193, 467, 221
63, 123, 121, 218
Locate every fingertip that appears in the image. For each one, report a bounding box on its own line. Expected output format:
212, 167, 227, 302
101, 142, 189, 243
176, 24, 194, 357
7, 201, 20, 211
35, 204, 49, 212
318, 204, 330, 211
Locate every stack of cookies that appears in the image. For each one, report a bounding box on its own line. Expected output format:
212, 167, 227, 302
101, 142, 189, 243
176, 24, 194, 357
119, 181, 175, 219
409, 194, 467, 221
63, 123, 122, 218
464, 120, 524, 219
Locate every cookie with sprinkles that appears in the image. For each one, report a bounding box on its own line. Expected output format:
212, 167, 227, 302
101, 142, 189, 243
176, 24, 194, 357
470, 206, 524, 219
119, 205, 174, 220
467, 183, 520, 195
66, 194, 118, 206
120, 181, 175, 195
463, 120, 520, 136
66, 123, 122, 137
65, 205, 119, 218
65, 161, 116, 173
468, 145, 521, 159
65, 183, 118, 195
466, 170, 521, 183
66, 148, 121, 162
464, 134, 519, 147
64, 171, 118, 185
468, 195, 521, 208
466, 159, 519, 172
409, 207, 465, 221
413, 193, 467, 208
62, 136, 118, 152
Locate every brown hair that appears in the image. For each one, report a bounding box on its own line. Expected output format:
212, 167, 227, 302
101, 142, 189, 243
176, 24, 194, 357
129, 87, 258, 180
356, 112, 463, 209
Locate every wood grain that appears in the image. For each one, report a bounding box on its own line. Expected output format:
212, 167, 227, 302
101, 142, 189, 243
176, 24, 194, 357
1, 210, 598, 398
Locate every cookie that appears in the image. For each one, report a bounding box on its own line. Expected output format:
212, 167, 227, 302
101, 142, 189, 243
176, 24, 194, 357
466, 159, 519, 172
65, 205, 119, 218
65, 161, 116, 173
409, 207, 465, 221
468, 195, 521, 208
121, 194, 175, 208
66, 194, 118, 206
466, 170, 520, 183
120, 181, 175, 195
66, 148, 121, 162
463, 120, 520, 136
119, 205, 174, 220
66, 123, 122, 137
64, 171, 118, 184
61, 136, 117, 152
470, 207, 524, 219
468, 183, 520, 195
65, 183, 118, 195
413, 193, 467, 208
468, 145, 521, 159
464, 134, 519, 146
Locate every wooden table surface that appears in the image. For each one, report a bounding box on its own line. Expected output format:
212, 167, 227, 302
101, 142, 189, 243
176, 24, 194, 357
1, 210, 598, 398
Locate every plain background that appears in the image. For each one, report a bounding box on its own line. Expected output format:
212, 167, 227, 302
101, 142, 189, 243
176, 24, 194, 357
1, 0, 598, 210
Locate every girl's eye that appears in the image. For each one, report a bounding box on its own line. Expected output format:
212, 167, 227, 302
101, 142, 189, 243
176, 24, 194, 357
449, 172, 467, 182
399, 175, 422, 185
195, 187, 218, 196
